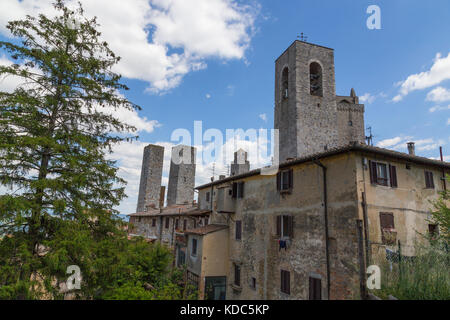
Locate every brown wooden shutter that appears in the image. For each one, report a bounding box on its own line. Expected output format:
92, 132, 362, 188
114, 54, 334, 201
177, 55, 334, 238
238, 182, 245, 198
309, 277, 321, 300
232, 183, 237, 198
389, 165, 398, 188
369, 160, 377, 184
236, 220, 242, 240
425, 171, 434, 189
288, 169, 294, 190
276, 172, 281, 191
380, 212, 394, 229
288, 216, 294, 238
276, 215, 281, 236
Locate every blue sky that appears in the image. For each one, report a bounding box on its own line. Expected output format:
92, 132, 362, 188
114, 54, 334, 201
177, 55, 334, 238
1, 0, 449, 214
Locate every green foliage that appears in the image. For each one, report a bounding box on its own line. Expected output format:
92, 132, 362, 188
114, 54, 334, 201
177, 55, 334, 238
375, 245, 450, 300
429, 174, 450, 244
0, 1, 190, 300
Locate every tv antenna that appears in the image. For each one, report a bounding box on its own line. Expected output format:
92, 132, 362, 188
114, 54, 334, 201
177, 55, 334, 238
298, 32, 308, 42
365, 126, 375, 146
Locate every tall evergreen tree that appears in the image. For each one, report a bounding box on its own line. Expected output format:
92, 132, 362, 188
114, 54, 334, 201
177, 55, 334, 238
0, 1, 182, 299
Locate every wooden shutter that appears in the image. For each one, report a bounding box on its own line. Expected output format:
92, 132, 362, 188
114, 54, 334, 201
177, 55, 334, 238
276, 172, 281, 191
425, 171, 434, 189
281, 270, 290, 294
183, 219, 187, 230
380, 212, 394, 229
276, 215, 281, 236
232, 183, 238, 198
238, 182, 245, 198
235, 220, 242, 240
369, 160, 377, 184
309, 277, 321, 300
389, 165, 398, 188
288, 169, 294, 190
288, 216, 294, 238
235, 264, 241, 286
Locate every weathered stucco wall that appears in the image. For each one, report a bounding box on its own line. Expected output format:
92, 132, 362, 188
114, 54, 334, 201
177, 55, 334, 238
355, 153, 448, 260
204, 153, 361, 300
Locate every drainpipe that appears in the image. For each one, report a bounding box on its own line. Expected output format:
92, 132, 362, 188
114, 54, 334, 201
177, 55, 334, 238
440, 147, 447, 192
313, 159, 331, 300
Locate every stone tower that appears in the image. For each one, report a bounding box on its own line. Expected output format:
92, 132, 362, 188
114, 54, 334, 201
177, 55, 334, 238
167, 145, 197, 206
274, 41, 365, 162
230, 149, 250, 176
136, 144, 164, 212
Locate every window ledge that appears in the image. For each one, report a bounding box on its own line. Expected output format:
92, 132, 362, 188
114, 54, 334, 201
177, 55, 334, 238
231, 284, 242, 292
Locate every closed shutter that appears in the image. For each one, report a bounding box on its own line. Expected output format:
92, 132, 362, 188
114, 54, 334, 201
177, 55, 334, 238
425, 171, 434, 189
238, 182, 245, 198
288, 216, 294, 238
380, 212, 394, 229
276, 215, 281, 236
232, 183, 238, 198
276, 172, 281, 191
309, 277, 321, 300
281, 270, 290, 294
369, 160, 377, 184
389, 165, 398, 188
183, 219, 187, 230
236, 220, 242, 240
288, 169, 294, 189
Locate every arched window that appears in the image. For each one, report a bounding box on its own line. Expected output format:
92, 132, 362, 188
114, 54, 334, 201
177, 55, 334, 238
281, 67, 289, 99
310, 62, 323, 97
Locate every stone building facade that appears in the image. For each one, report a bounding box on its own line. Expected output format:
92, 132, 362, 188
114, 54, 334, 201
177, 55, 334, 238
231, 149, 250, 176
192, 144, 449, 300
274, 41, 365, 163
136, 144, 165, 211
167, 145, 197, 206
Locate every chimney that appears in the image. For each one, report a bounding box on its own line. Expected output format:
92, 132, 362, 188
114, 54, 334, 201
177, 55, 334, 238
407, 142, 415, 156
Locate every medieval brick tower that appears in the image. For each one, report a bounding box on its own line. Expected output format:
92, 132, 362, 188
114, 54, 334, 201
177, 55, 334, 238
167, 145, 197, 206
136, 144, 165, 212
274, 41, 365, 162
230, 149, 250, 176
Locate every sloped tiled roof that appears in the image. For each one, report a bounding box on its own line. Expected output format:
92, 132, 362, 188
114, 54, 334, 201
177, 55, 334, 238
184, 224, 228, 236
196, 142, 450, 189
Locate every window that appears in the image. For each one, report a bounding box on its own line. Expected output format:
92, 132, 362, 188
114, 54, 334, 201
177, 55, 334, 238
234, 264, 241, 287
165, 217, 170, 229
425, 171, 435, 189
250, 277, 256, 290
183, 219, 187, 231
309, 62, 323, 97
175, 219, 179, 230
276, 169, 293, 192
194, 219, 197, 229
235, 220, 242, 240
232, 182, 245, 199
309, 277, 321, 300
192, 238, 197, 256
206, 192, 210, 202
281, 67, 289, 99
152, 218, 156, 227
380, 212, 396, 245
369, 161, 397, 187
280, 270, 290, 295
380, 212, 395, 229
276, 215, 294, 238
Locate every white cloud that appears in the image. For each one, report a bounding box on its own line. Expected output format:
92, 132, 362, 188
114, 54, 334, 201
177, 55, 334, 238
447, 118, 450, 126
426, 86, 450, 102
393, 52, 450, 102
429, 105, 450, 113
259, 113, 267, 122
205, 93, 211, 99
0, 0, 259, 93
376, 136, 410, 149
360, 93, 376, 104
